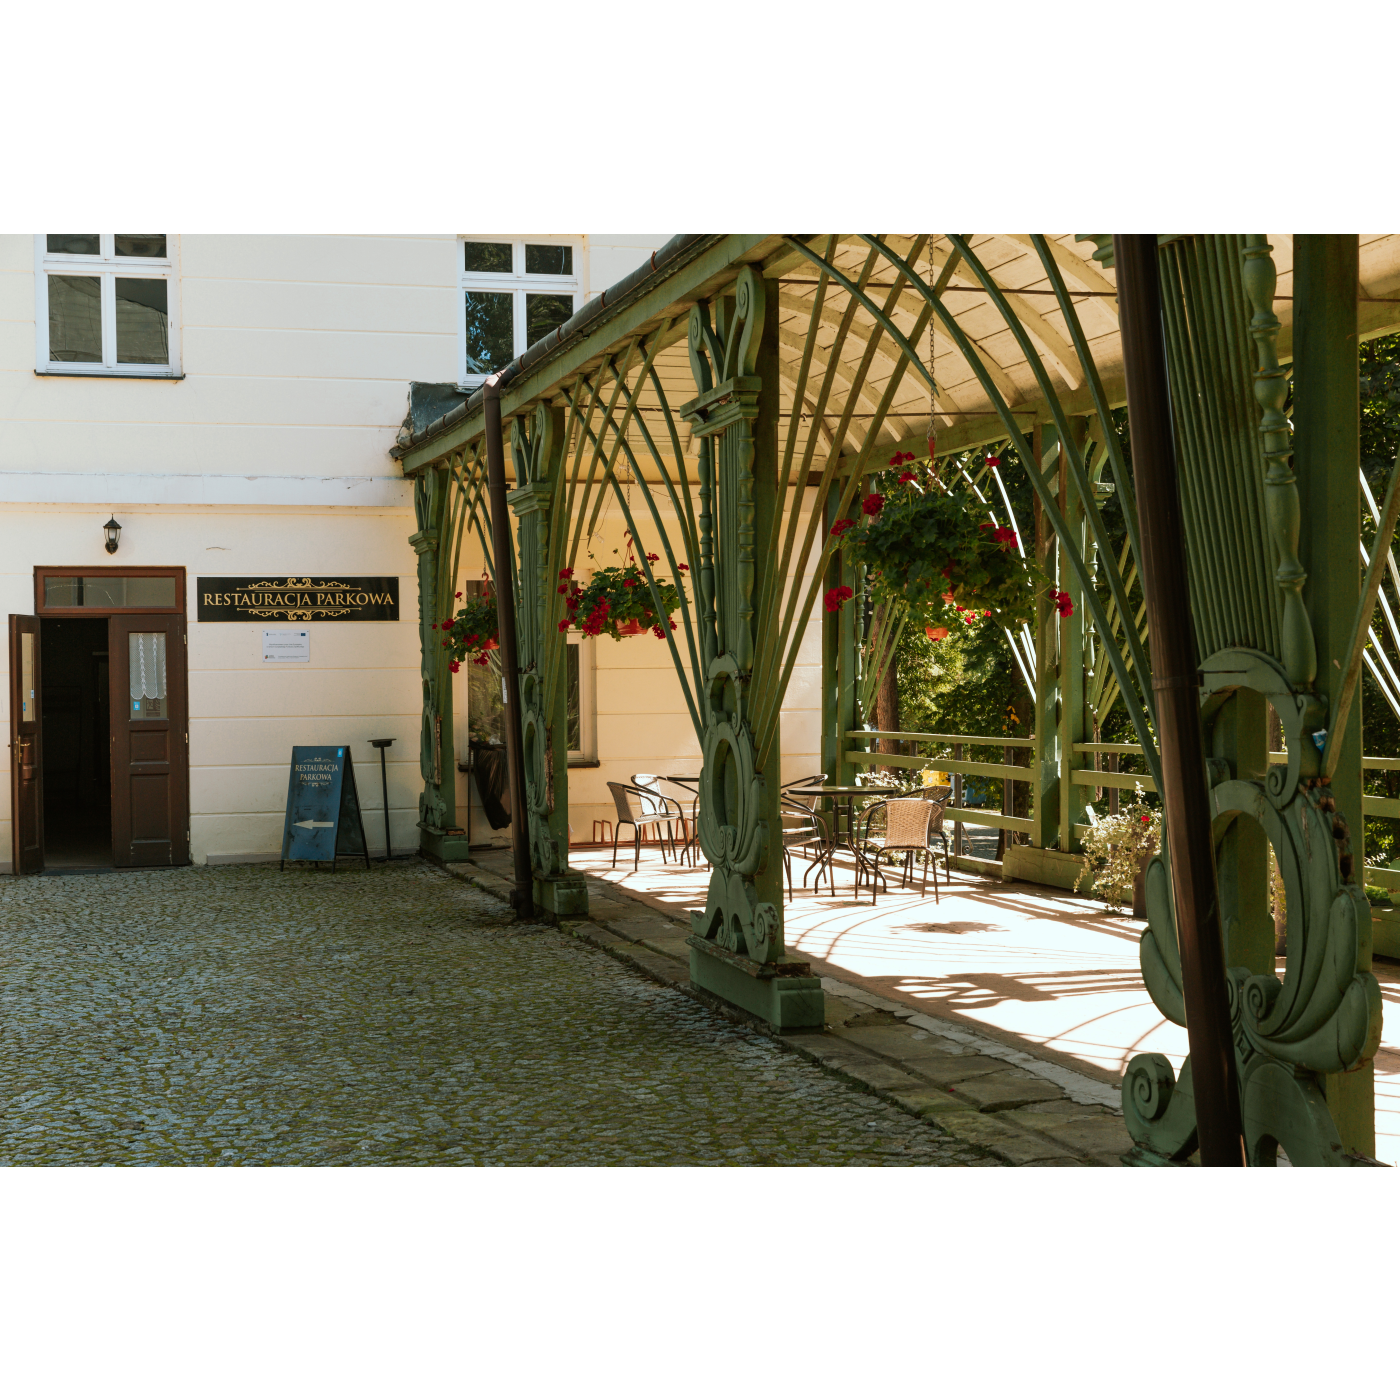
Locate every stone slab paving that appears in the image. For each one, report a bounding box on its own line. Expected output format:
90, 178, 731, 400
452, 854, 1137, 1165
0, 861, 997, 1167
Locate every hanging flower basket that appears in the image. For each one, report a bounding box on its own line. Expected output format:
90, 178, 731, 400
567, 562, 686, 642
830, 451, 1058, 633
439, 593, 500, 673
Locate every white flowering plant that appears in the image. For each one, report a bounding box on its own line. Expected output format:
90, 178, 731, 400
1076, 783, 1160, 909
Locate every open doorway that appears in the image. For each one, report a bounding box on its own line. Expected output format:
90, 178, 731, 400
10, 567, 190, 876
40, 616, 112, 868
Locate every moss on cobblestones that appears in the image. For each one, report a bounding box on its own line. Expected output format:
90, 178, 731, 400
0, 861, 996, 1166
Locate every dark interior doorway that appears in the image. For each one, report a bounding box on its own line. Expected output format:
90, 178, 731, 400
40, 617, 112, 869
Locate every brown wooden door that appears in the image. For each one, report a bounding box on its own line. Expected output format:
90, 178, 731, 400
110, 615, 189, 867
9, 614, 44, 875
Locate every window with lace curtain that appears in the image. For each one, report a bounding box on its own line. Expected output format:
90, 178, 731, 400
35, 235, 182, 377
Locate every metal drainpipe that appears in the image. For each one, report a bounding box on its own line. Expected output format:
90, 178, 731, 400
1114, 234, 1244, 1166
483, 372, 534, 920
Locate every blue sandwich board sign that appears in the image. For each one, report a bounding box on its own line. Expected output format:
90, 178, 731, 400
279, 746, 371, 870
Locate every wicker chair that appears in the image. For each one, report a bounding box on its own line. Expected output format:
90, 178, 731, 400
779, 797, 832, 902
856, 797, 941, 903
915, 785, 953, 875
606, 781, 682, 871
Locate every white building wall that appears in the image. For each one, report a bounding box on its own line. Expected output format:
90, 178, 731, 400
1, 231, 823, 871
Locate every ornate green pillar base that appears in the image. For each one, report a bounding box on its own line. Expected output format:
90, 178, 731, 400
686, 936, 824, 1030
534, 870, 589, 918
419, 825, 471, 863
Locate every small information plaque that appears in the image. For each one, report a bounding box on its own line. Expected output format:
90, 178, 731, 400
263, 629, 310, 663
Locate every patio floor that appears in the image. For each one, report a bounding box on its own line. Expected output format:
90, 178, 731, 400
564, 839, 1400, 1166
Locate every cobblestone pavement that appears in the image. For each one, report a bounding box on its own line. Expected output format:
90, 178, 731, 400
0, 861, 998, 1166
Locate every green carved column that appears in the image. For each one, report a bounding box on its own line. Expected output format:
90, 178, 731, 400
1059, 417, 1089, 852
821, 486, 843, 784
681, 268, 823, 1029
412, 464, 469, 862
1294, 234, 1373, 1156
1032, 424, 1061, 850
509, 404, 588, 918
1122, 234, 1381, 1165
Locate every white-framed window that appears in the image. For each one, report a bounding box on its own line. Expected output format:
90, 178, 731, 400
35, 234, 181, 378
565, 633, 597, 763
458, 236, 580, 389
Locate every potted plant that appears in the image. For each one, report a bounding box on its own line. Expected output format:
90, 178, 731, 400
1076, 784, 1160, 912
437, 591, 500, 673
828, 451, 1067, 636
564, 559, 686, 642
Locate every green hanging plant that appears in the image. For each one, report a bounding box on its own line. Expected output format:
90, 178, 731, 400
566, 557, 687, 641
829, 452, 1068, 635
438, 592, 500, 672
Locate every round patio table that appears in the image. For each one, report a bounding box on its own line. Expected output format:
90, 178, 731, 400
786, 783, 900, 897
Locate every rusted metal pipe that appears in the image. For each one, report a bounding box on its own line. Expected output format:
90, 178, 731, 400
1114, 233, 1245, 1167
484, 371, 534, 920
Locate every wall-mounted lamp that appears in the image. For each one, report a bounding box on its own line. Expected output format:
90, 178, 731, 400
103, 516, 122, 554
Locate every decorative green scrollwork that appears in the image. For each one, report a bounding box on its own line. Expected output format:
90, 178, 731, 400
1242, 236, 1317, 689
1125, 649, 1383, 1165
682, 267, 779, 964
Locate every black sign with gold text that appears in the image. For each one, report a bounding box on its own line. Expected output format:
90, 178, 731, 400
197, 577, 399, 623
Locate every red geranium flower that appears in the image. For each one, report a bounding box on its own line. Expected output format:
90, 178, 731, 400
1054, 590, 1074, 619
993, 526, 1018, 548
558, 620, 570, 632
986, 456, 1001, 468
455, 591, 463, 599
824, 585, 854, 612
448, 660, 460, 673
646, 553, 659, 563
1140, 814, 1150, 825
831, 518, 855, 537
862, 493, 884, 516
678, 563, 689, 571
559, 567, 573, 579
898, 470, 917, 485
558, 584, 570, 594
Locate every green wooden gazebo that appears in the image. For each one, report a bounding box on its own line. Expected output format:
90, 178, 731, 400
393, 234, 1400, 1167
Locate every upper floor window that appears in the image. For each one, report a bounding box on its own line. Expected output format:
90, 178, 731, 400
459, 237, 579, 388
35, 234, 181, 378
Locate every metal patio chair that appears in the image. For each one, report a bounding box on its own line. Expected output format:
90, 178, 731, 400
855, 797, 941, 904
780, 797, 832, 902
779, 773, 828, 859
608, 780, 682, 872
634, 772, 700, 866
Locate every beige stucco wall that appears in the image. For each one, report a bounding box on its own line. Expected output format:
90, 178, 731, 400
0, 231, 823, 870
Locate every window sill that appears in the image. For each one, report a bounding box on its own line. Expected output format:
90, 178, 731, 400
35, 369, 184, 381
567, 758, 600, 769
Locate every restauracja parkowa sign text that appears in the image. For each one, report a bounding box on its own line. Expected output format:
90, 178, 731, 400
197, 577, 400, 622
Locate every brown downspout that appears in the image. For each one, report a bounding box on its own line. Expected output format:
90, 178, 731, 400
1114, 234, 1244, 1166
483, 371, 534, 920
